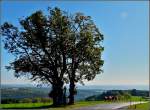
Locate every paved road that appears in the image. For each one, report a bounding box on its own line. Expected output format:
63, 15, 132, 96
75, 101, 147, 110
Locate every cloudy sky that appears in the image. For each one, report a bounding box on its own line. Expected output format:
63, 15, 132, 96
1, 1, 149, 86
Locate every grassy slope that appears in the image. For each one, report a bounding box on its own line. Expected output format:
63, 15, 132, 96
1, 96, 147, 109
1, 101, 107, 110
128, 102, 150, 110
130, 96, 145, 101
1, 102, 51, 109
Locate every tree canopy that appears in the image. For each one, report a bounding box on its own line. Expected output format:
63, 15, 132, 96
1, 7, 104, 106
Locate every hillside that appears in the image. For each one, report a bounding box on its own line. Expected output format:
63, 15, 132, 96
1, 86, 103, 101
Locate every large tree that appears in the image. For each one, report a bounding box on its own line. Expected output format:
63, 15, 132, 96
0, 7, 104, 106
66, 12, 104, 104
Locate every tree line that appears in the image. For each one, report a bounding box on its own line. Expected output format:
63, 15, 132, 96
0, 7, 104, 106
85, 89, 149, 101
1, 97, 51, 104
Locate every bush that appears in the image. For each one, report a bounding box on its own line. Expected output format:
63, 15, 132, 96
1, 97, 52, 104
19, 98, 32, 103
1, 98, 19, 104
32, 97, 42, 103
41, 97, 51, 103
124, 93, 131, 100
85, 90, 134, 101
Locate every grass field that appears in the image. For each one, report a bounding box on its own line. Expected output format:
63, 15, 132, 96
1, 101, 107, 110
128, 102, 150, 110
1, 102, 51, 109
130, 96, 146, 101
1, 96, 147, 110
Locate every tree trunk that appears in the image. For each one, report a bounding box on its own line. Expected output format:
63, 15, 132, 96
51, 84, 58, 106
63, 86, 67, 105
57, 80, 64, 105
69, 80, 75, 105
69, 54, 77, 105
49, 80, 64, 106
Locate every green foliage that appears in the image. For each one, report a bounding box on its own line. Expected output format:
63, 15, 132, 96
1, 7, 104, 105
1, 97, 52, 104
1, 87, 49, 99
32, 97, 41, 103
0, 6, 104, 85
130, 89, 149, 97
123, 92, 131, 100
1, 98, 19, 104
85, 90, 146, 101
19, 98, 32, 103
85, 95, 97, 101
40, 97, 52, 103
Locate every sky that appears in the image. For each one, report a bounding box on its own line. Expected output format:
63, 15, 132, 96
1, 1, 149, 86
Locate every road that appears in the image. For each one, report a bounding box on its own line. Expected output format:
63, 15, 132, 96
75, 101, 147, 110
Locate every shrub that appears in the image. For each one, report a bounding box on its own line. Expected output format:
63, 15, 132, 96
20, 98, 32, 103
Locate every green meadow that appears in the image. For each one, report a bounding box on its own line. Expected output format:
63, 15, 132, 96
128, 102, 150, 110
1, 96, 147, 110
1, 101, 106, 110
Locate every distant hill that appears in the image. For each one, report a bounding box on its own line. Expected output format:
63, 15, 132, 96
76, 85, 149, 90
1, 87, 50, 99
85, 89, 149, 101
1, 84, 148, 101
2, 84, 149, 90
1, 86, 103, 101
1, 84, 149, 103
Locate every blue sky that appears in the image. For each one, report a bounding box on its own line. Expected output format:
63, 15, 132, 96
1, 1, 149, 85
